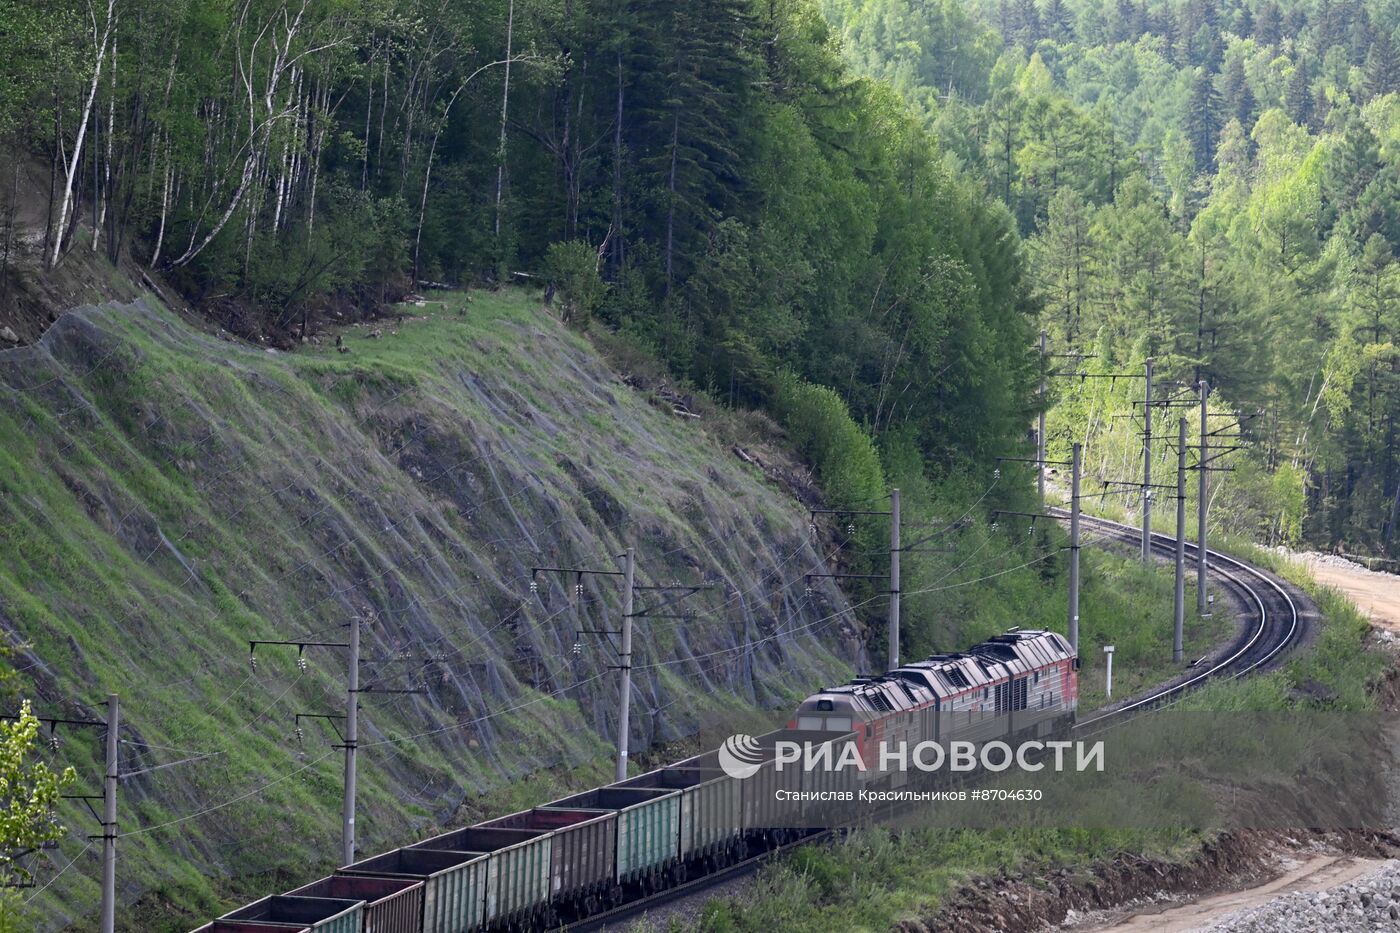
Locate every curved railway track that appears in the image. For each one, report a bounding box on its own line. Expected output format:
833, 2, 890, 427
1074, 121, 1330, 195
561, 517, 1315, 931
1070, 511, 1311, 735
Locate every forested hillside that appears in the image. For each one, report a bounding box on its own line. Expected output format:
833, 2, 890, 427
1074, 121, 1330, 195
0, 0, 1039, 492
823, 0, 1400, 554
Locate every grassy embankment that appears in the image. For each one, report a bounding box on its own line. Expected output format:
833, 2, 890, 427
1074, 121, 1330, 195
1, 288, 860, 930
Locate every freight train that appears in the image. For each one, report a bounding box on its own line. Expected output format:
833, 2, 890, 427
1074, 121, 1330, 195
192, 629, 1077, 933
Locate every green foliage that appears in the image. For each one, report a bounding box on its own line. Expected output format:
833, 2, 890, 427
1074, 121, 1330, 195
0, 702, 76, 896
1, 0, 1039, 544
771, 374, 886, 508
542, 240, 606, 324
824, 0, 1400, 554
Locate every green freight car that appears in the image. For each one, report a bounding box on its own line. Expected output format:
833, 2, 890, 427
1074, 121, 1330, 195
339, 847, 487, 933
411, 827, 552, 928
615, 766, 741, 869
546, 787, 680, 889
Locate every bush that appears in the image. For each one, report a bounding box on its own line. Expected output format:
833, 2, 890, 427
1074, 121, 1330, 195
771, 373, 886, 507
543, 239, 607, 323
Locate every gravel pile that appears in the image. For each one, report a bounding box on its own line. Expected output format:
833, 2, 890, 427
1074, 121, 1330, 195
1287, 549, 1375, 573
1205, 860, 1400, 931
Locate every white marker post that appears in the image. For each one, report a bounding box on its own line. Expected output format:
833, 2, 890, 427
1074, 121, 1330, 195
1104, 645, 1115, 700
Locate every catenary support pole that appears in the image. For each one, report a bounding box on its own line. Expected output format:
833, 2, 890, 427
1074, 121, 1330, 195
1038, 331, 1048, 508
100, 693, 118, 933
616, 547, 635, 782
1143, 357, 1154, 561
1198, 380, 1211, 616
1069, 442, 1082, 654
343, 615, 360, 866
889, 488, 901, 671
1174, 418, 1187, 664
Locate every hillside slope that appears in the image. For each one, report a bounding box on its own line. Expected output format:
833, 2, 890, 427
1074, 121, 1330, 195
0, 290, 855, 928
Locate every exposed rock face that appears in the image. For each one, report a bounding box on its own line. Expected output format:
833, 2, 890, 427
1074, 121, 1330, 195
0, 296, 856, 926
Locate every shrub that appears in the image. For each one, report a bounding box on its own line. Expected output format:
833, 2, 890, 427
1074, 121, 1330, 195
543, 239, 607, 323
771, 373, 886, 507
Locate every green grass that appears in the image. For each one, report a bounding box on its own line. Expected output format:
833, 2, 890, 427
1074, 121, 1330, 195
1, 289, 859, 930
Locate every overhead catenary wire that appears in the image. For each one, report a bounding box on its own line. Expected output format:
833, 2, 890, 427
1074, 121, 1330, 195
93, 500, 1087, 863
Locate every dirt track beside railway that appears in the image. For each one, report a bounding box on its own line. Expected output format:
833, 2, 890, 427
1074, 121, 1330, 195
905, 830, 1400, 933
1299, 555, 1400, 631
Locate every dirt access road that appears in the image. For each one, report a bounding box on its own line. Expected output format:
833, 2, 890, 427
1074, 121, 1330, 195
1068, 854, 1390, 931
1299, 555, 1400, 631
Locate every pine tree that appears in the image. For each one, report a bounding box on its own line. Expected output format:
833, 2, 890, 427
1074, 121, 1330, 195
1184, 68, 1223, 172
1043, 0, 1073, 43
1285, 59, 1313, 126
1313, 84, 1332, 132
997, 0, 1016, 47
1014, 0, 1042, 47
631, 0, 758, 294
1364, 33, 1400, 99
1323, 118, 1382, 232
1347, 4, 1375, 64
1220, 55, 1256, 128
1112, 0, 1136, 43
1256, 2, 1282, 46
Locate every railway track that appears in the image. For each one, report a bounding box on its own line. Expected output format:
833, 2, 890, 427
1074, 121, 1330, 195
1069, 511, 1311, 735
561, 517, 1315, 931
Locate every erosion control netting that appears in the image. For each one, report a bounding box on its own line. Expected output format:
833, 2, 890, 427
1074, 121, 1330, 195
0, 296, 856, 927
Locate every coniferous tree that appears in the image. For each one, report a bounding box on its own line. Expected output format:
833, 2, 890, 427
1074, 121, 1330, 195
1014, 0, 1042, 47
1220, 54, 1256, 127
1364, 33, 1400, 99
1185, 68, 1223, 171
1256, 2, 1282, 46
1285, 59, 1314, 126
1043, 0, 1073, 43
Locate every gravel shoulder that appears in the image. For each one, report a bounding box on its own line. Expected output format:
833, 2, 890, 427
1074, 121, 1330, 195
1066, 855, 1392, 932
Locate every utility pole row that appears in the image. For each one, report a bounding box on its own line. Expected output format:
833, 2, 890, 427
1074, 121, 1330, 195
1036, 333, 1242, 664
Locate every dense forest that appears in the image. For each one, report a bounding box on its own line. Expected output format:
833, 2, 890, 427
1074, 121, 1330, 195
0, 0, 1038, 491
824, 0, 1400, 554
